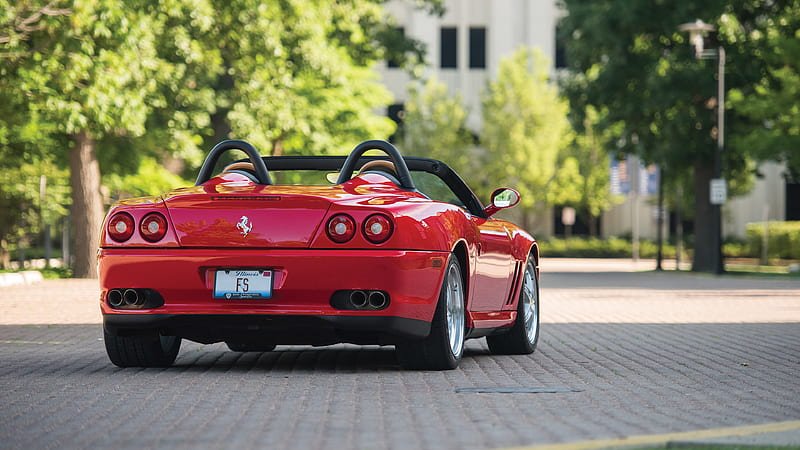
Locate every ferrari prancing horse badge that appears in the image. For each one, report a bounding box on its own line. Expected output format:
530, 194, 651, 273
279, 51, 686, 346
236, 216, 253, 237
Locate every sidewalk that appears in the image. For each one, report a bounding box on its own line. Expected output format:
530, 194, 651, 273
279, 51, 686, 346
542, 257, 688, 273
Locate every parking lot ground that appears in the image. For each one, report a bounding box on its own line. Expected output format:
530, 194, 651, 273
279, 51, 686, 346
1, 259, 799, 450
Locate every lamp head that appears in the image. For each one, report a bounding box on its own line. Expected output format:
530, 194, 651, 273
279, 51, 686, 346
678, 19, 716, 56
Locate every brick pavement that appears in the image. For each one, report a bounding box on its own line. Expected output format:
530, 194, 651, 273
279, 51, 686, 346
1, 261, 799, 449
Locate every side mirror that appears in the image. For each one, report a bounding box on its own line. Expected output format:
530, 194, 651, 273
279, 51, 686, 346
484, 188, 520, 217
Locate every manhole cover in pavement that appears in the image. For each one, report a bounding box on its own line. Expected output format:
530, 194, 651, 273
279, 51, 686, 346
455, 386, 582, 394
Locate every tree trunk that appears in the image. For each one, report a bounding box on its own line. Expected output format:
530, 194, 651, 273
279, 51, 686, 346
69, 131, 104, 278
0, 238, 9, 269
588, 214, 598, 237
211, 109, 231, 144
692, 159, 715, 272
521, 209, 531, 233
211, 70, 234, 144
271, 139, 284, 157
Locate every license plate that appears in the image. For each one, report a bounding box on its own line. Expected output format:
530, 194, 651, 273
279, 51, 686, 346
214, 269, 273, 299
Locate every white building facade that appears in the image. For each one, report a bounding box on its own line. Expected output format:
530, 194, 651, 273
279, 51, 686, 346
380, 0, 560, 131
379, 0, 797, 239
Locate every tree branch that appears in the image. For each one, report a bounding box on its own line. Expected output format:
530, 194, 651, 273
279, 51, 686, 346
0, 1, 71, 45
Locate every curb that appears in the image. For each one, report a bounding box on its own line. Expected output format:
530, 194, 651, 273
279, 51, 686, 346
0, 271, 44, 287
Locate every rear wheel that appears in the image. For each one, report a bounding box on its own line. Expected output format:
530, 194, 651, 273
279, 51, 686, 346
225, 342, 277, 352
104, 330, 181, 367
396, 255, 465, 370
486, 256, 539, 355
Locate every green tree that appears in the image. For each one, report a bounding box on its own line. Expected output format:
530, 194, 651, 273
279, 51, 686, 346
551, 106, 622, 236
0, 0, 176, 277
204, 1, 399, 157
481, 47, 571, 229
559, 0, 799, 271
0, 160, 70, 268
0, 0, 440, 277
397, 77, 473, 172
728, 2, 800, 177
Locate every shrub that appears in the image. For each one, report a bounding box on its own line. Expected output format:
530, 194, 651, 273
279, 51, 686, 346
722, 240, 751, 258
540, 237, 679, 259
746, 221, 800, 260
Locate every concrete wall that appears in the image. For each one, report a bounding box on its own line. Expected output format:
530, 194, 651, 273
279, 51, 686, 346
601, 194, 663, 240
723, 162, 787, 239
381, 0, 559, 131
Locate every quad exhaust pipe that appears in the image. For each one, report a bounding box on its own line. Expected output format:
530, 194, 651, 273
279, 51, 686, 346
123, 289, 144, 306
350, 290, 368, 308
368, 291, 387, 309
107, 289, 124, 307
107, 288, 162, 309
338, 290, 388, 310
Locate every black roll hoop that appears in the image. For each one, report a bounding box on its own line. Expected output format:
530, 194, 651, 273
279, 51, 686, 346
195, 140, 273, 186
336, 140, 416, 190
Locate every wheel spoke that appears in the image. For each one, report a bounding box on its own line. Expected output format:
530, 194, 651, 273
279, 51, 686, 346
522, 262, 538, 344
444, 264, 464, 358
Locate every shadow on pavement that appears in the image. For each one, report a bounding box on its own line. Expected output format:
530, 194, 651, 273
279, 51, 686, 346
1, 322, 798, 374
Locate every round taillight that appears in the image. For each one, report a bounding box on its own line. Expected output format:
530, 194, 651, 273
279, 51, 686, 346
140, 213, 168, 242
363, 214, 393, 244
326, 214, 356, 243
107, 212, 135, 242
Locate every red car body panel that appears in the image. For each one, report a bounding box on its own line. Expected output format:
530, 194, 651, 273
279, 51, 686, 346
100, 165, 537, 344
100, 248, 447, 322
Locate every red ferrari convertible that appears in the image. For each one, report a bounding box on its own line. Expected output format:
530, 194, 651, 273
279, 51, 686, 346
100, 140, 539, 370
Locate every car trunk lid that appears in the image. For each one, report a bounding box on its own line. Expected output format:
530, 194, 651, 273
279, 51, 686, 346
164, 185, 336, 248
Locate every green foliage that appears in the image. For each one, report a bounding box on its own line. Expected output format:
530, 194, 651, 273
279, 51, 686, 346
7, 1, 169, 139
551, 106, 623, 220
481, 48, 570, 208
728, 3, 800, 178
722, 239, 751, 258
541, 237, 680, 259
207, 0, 399, 157
559, 0, 800, 271
1, 0, 440, 268
746, 221, 800, 259
397, 77, 473, 173
103, 157, 188, 199
559, 0, 799, 182
0, 159, 69, 243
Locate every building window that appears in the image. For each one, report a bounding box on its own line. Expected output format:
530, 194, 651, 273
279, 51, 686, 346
387, 27, 404, 68
440, 27, 457, 69
469, 27, 486, 69
787, 181, 800, 220
387, 103, 405, 143
555, 24, 567, 69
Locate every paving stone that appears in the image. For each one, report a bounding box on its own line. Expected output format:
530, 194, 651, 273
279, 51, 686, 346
1, 266, 799, 449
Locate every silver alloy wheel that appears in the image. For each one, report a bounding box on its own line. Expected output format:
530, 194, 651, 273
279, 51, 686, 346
521, 262, 539, 344
445, 263, 465, 358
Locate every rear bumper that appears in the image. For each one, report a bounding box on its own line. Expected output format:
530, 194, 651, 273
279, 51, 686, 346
99, 248, 449, 339
103, 313, 430, 345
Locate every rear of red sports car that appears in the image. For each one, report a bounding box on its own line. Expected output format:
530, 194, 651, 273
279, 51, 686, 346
100, 139, 538, 370
99, 180, 454, 348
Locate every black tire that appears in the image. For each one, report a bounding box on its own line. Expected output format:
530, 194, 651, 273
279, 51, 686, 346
396, 255, 465, 370
104, 329, 181, 368
486, 256, 539, 355
225, 342, 277, 352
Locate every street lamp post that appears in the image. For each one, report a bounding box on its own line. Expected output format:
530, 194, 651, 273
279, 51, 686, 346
679, 19, 726, 274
